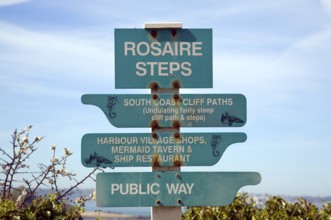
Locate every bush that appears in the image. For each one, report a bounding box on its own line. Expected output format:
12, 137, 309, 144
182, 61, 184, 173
0, 126, 103, 219
0, 194, 83, 219
182, 193, 331, 220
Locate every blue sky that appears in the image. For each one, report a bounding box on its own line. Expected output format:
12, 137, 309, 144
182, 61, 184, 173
1, 0, 331, 197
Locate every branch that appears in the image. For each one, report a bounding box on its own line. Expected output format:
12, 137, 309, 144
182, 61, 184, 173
57, 167, 101, 201
0, 148, 13, 160
18, 145, 38, 166
4, 130, 19, 196
22, 166, 51, 205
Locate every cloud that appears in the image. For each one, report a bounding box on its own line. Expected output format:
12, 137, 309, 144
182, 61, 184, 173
0, 22, 113, 68
211, 13, 331, 132
0, 0, 29, 7
0, 22, 114, 95
0, 74, 81, 97
321, 0, 331, 18
283, 29, 331, 54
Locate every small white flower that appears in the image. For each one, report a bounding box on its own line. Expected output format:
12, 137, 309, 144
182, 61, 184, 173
5, 165, 11, 171
59, 168, 67, 176
49, 179, 54, 184
16, 189, 28, 204
51, 158, 59, 164
19, 147, 27, 154
91, 191, 96, 201
50, 145, 56, 151
63, 148, 72, 156
21, 189, 28, 196
24, 125, 32, 131
20, 136, 29, 145
75, 196, 87, 204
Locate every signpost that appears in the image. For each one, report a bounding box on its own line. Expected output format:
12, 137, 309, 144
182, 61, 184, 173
81, 132, 247, 167
115, 28, 212, 89
82, 94, 246, 127
96, 172, 261, 207
81, 23, 261, 220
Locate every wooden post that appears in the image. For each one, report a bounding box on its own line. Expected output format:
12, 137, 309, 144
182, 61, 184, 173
152, 166, 182, 220
145, 22, 183, 220
150, 88, 182, 220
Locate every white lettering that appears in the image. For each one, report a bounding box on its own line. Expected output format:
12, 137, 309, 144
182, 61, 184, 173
206, 98, 233, 106
162, 42, 175, 56
130, 184, 138, 195
186, 183, 194, 194
136, 42, 150, 56
111, 184, 120, 194
136, 62, 147, 76
166, 183, 178, 194
98, 136, 138, 145
124, 41, 203, 57
166, 183, 195, 194
111, 183, 160, 195
150, 42, 162, 56
147, 62, 158, 76
97, 137, 103, 144
182, 98, 205, 106
124, 42, 135, 56
150, 183, 160, 194
180, 42, 191, 56
192, 42, 203, 56
135, 61, 192, 77
169, 62, 180, 75
158, 62, 168, 76
181, 62, 192, 76
123, 99, 152, 106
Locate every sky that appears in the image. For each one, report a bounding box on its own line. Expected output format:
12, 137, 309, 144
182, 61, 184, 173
0, 0, 331, 198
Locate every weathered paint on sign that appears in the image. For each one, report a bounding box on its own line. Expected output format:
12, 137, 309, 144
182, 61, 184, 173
115, 29, 212, 89
81, 132, 246, 167
96, 172, 261, 207
81, 94, 246, 128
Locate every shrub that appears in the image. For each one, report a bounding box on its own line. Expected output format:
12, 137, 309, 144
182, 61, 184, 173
183, 193, 331, 219
0, 126, 103, 219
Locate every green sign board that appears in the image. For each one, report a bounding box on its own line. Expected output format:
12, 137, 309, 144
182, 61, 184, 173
81, 132, 246, 167
96, 172, 261, 207
81, 94, 246, 128
115, 29, 212, 89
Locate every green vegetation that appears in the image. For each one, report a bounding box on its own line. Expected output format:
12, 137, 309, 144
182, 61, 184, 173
183, 193, 331, 220
0, 126, 102, 219
0, 194, 84, 219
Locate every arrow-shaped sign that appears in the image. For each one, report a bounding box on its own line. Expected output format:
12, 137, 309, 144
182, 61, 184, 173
82, 94, 246, 128
81, 132, 246, 167
96, 171, 261, 207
